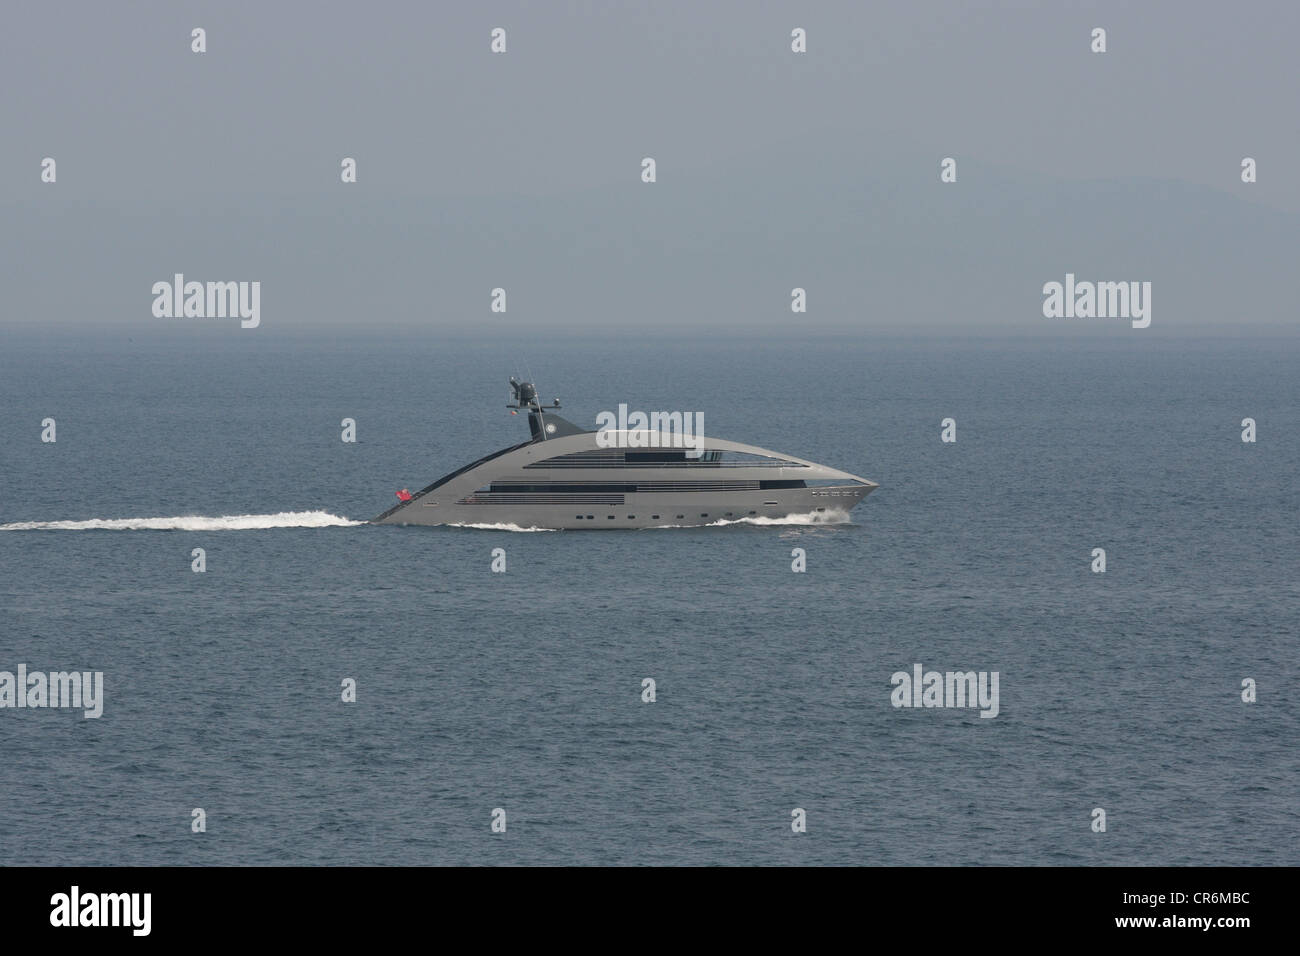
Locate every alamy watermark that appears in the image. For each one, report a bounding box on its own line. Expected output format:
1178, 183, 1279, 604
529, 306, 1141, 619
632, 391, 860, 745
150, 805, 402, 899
595, 403, 703, 456
152, 274, 260, 328
1042, 273, 1150, 328
50, 886, 150, 936
891, 663, 999, 718
0, 665, 103, 718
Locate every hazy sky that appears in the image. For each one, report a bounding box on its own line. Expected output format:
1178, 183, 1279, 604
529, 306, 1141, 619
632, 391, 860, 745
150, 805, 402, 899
3, 0, 1298, 334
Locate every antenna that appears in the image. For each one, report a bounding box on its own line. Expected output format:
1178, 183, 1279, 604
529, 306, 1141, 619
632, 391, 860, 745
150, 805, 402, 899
506, 376, 562, 441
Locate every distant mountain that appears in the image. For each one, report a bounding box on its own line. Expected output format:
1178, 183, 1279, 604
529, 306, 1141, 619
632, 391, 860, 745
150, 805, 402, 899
4, 147, 1295, 335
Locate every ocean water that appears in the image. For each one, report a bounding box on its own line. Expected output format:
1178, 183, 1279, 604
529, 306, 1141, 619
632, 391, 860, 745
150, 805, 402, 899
0, 330, 1296, 866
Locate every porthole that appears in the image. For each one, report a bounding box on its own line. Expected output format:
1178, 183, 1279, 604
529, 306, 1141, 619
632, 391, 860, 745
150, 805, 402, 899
651, 515, 660, 519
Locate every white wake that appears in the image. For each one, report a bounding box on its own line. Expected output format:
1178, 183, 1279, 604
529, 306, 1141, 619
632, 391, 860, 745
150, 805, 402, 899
704, 510, 854, 527
444, 512, 853, 532
0, 511, 363, 531
445, 521, 559, 532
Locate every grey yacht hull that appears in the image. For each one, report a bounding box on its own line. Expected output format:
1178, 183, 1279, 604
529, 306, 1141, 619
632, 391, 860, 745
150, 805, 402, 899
372, 428, 877, 530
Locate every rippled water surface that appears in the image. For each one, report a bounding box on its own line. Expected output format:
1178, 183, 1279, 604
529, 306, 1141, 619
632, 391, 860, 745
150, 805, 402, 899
1, 332, 1296, 865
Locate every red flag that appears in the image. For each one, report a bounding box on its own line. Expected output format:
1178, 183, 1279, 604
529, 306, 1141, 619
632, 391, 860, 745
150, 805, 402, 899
396, 489, 412, 502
